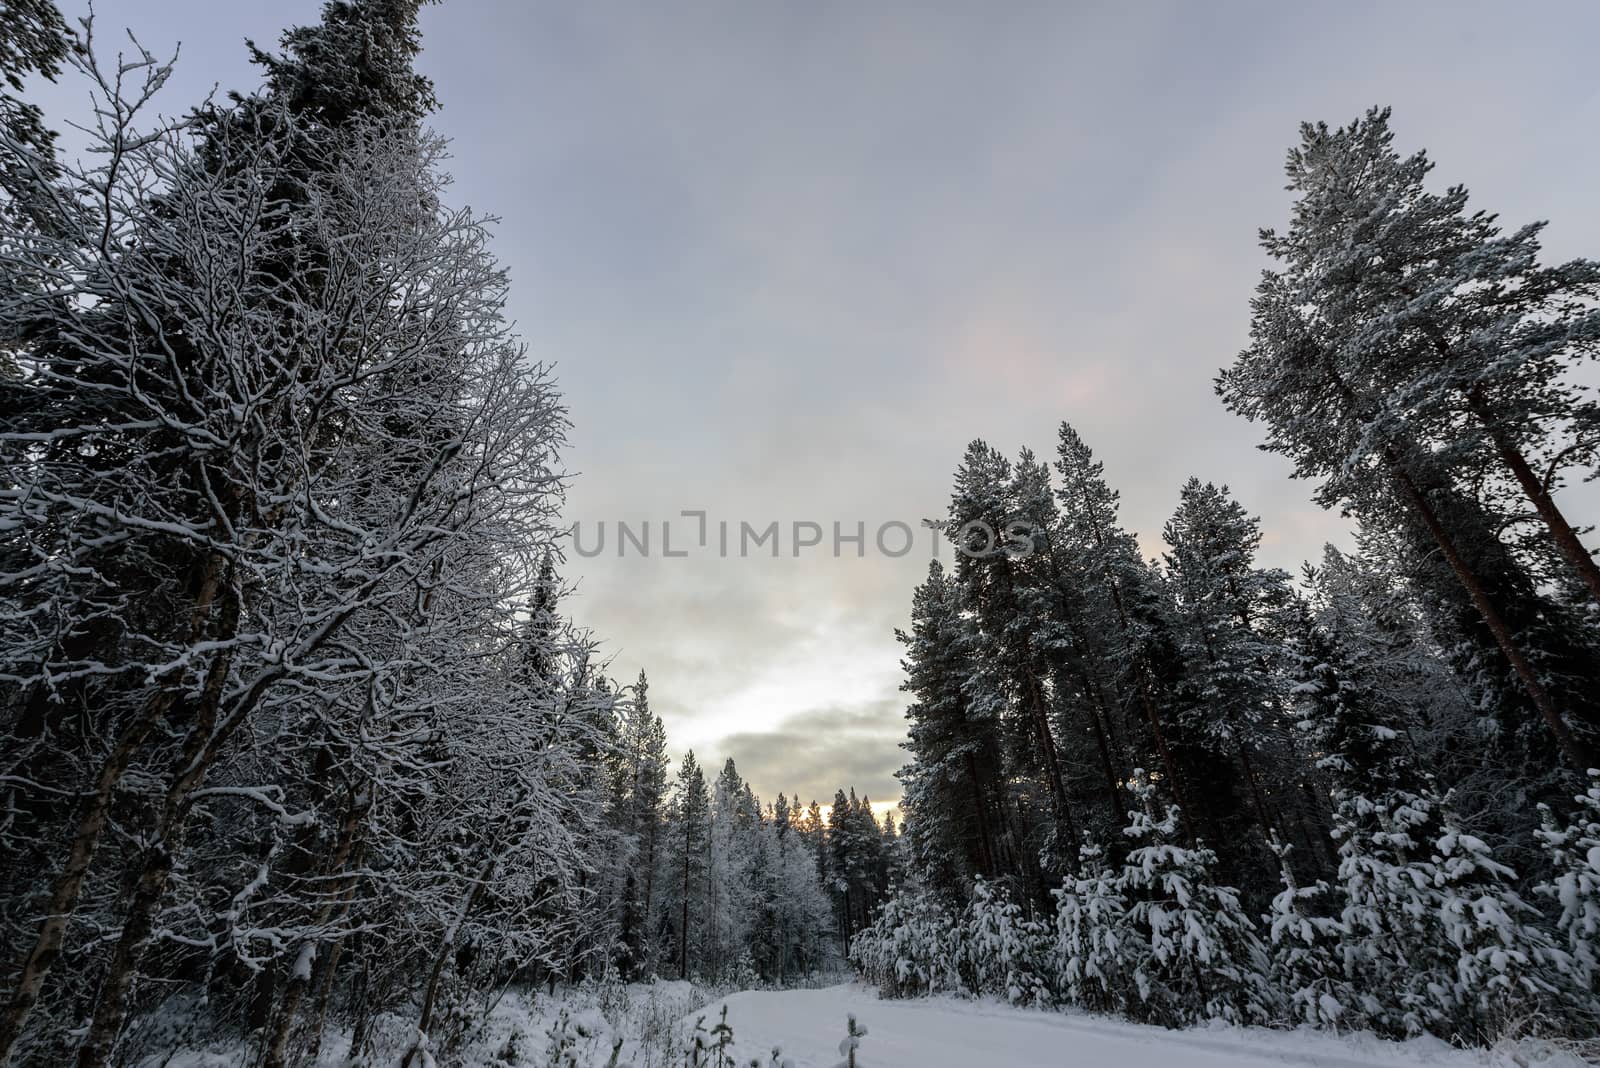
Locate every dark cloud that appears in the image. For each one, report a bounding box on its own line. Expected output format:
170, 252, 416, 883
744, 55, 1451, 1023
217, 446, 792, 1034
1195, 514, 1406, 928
716, 700, 908, 809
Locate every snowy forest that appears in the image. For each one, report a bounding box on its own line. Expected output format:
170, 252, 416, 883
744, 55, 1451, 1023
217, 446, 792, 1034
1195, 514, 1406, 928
856, 110, 1600, 1046
0, 3, 897, 1065
2, 1, 1599, 1067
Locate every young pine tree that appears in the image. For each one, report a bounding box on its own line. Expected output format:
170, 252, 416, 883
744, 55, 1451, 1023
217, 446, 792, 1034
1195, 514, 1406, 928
1534, 772, 1600, 997
1116, 774, 1274, 1028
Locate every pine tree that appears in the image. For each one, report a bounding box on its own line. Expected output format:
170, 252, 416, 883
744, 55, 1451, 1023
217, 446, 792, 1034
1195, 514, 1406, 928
1051, 841, 1134, 1014
1054, 425, 1191, 835
1161, 478, 1295, 879
945, 442, 1077, 874
1116, 774, 1274, 1028
896, 560, 1014, 895
1219, 107, 1600, 772
667, 752, 711, 980
828, 789, 858, 949
1535, 771, 1600, 997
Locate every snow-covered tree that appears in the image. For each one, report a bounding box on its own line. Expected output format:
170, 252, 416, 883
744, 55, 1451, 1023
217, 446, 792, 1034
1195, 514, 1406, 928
1535, 771, 1600, 996
960, 877, 1051, 1006
662, 751, 711, 979
896, 560, 1014, 896
1219, 107, 1600, 773
1054, 425, 1191, 831
1162, 479, 1292, 752
1116, 775, 1274, 1028
1431, 815, 1569, 1042
614, 671, 671, 978
1051, 841, 1134, 1014
849, 885, 961, 999
1265, 837, 1349, 1029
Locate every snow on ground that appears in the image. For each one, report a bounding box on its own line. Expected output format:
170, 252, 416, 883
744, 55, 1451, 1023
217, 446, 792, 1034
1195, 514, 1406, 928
675, 984, 1584, 1068
130, 980, 1592, 1068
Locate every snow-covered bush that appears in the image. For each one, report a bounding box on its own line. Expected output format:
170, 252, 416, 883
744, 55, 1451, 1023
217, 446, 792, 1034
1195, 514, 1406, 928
826, 1014, 867, 1068
542, 1008, 584, 1068
1265, 838, 1350, 1029
1052, 841, 1135, 1014
1535, 771, 1600, 996
960, 877, 1052, 1005
1116, 780, 1275, 1028
1432, 817, 1570, 1042
849, 886, 962, 998
1332, 784, 1452, 1037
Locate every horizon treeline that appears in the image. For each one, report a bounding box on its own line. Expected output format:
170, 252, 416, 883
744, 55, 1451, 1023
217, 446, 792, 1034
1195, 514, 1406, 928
876, 107, 1600, 1045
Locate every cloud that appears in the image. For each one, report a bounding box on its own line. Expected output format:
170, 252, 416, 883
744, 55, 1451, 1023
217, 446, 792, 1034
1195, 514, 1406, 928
400, 0, 1600, 824
714, 701, 908, 810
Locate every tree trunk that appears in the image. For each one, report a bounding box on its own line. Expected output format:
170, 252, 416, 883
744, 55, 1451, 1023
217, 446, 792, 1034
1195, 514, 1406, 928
0, 698, 165, 1065
1024, 673, 1079, 861
400, 851, 499, 1068
963, 751, 998, 879
1385, 449, 1589, 768
1237, 746, 1276, 840
1065, 469, 1195, 838
679, 825, 691, 980
0, 550, 230, 1066
75, 584, 242, 1068
72, 534, 414, 1067
1132, 678, 1196, 845
262, 792, 368, 1068
1079, 672, 1128, 828
1096, 555, 1194, 843
1466, 388, 1600, 607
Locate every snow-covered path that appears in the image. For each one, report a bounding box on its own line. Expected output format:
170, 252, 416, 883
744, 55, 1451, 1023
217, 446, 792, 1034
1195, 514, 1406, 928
684, 985, 1494, 1068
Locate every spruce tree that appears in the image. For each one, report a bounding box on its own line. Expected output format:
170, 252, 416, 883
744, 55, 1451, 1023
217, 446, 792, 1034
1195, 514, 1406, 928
1430, 814, 1568, 1042
1535, 772, 1600, 998
1265, 837, 1349, 1029
1051, 840, 1134, 1014
615, 671, 670, 978
668, 752, 711, 979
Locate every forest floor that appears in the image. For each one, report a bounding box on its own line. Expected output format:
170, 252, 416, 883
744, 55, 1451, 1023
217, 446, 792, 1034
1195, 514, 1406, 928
137, 980, 1592, 1068
655, 984, 1589, 1068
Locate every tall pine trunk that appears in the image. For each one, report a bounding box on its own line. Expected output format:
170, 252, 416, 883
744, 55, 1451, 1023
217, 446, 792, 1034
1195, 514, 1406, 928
1384, 448, 1589, 767
1024, 673, 1080, 862
963, 751, 998, 878
1465, 388, 1600, 607
679, 821, 691, 980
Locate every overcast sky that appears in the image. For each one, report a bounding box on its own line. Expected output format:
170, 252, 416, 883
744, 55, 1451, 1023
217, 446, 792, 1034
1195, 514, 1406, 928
50, 0, 1600, 814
